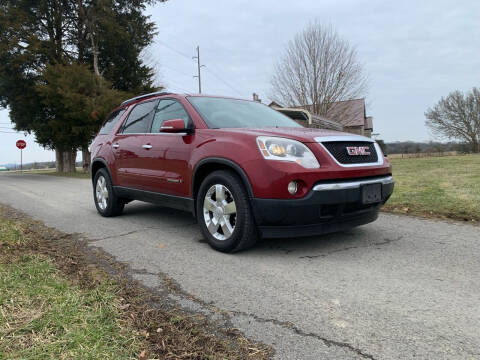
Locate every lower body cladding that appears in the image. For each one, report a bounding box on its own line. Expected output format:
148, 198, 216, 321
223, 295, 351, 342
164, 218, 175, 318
251, 176, 394, 239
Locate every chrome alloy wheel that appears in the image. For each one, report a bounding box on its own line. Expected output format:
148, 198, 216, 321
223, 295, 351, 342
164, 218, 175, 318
203, 184, 237, 240
95, 175, 109, 211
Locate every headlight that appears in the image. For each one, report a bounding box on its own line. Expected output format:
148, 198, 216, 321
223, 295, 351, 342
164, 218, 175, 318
256, 136, 320, 169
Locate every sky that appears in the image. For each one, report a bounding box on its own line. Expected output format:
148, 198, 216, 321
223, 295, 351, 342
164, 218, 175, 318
1, 0, 479, 165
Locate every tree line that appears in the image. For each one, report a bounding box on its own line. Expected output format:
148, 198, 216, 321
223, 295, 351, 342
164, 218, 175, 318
384, 141, 473, 155
0, 0, 165, 172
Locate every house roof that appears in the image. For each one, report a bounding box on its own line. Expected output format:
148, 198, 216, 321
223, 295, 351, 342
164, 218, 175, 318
325, 98, 366, 127
310, 114, 344, 131
268, 101, 283, 108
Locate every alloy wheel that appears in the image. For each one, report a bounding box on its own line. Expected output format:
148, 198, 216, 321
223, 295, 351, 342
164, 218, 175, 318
95, 175, 109, 211
203, 184, 237, 240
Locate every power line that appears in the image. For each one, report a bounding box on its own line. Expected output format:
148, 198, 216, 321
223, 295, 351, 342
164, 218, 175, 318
204, 67, 243, 96
0, 130, 20, 134
161, 64, 192, 78
165, 81, 192, 93
157, 40, 192, 60
157, 40, 244, 96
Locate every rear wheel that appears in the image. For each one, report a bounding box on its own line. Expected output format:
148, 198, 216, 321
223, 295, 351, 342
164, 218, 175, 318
197, 170, 257, 253
93, 168, 125, 217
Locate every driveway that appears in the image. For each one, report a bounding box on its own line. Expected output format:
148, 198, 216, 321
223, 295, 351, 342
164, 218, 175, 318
0, 173, 478, 359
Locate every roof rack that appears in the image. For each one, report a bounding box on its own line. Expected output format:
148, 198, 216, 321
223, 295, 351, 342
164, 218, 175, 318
120, 91, 171, 106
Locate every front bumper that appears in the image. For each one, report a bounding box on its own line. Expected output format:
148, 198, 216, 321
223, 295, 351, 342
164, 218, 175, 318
251, 175, 394, 238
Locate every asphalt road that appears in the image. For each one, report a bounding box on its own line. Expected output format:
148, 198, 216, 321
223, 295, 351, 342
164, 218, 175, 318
0, 173, 479, 359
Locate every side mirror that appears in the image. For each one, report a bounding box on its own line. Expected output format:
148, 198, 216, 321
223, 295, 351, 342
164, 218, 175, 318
160, 118, 193, 134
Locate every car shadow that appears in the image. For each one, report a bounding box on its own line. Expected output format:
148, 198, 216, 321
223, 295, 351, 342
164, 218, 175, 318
117, 201, 382, 259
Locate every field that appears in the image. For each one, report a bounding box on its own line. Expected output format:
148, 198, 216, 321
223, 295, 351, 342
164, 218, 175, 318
6, 168, 90, 179
383, 154, 480, 222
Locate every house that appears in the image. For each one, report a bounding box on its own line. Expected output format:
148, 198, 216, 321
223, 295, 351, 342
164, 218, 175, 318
321, 99, 373, 137
269, 98, 373, 137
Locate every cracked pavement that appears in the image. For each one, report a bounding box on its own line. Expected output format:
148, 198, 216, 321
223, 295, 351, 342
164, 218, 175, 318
1, 173, 479, 359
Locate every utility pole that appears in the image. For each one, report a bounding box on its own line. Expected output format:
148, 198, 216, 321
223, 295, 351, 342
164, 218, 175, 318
192, 46, 205, 93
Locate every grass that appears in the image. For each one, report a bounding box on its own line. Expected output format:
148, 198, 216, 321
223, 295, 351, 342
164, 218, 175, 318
0, 206, 271, 360
44, 170, 90, 179
383, 154, 480, 222
5, 168, 90, 179
0, 218, 142, 359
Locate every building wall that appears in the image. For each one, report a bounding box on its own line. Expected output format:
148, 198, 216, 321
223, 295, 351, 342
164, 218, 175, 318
344, 125, 365, 136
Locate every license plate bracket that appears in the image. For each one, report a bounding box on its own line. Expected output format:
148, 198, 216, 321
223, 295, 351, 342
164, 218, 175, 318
361, 183, 382, 204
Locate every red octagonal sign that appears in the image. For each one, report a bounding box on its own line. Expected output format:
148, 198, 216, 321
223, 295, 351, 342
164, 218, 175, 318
16, 140, 26, 149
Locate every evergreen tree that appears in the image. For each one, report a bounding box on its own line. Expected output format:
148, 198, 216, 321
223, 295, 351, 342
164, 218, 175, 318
0, 0, 164, 171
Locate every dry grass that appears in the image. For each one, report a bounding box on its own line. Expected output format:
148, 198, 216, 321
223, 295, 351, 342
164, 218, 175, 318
0, 206, 272, 360
0, 219, 143, 359
383, 154, 480, 222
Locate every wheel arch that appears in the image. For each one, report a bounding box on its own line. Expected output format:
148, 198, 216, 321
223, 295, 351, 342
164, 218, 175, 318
192, 158, 254, 217
91, 158, 113, 184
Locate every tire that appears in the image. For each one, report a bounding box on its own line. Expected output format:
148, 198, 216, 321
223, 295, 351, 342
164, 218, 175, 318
196, 170, 258, 253
93, 168, 125, 217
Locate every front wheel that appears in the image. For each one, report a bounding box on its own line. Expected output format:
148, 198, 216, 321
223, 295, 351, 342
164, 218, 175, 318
197, 170, 258, 253
93, 168, 125, 217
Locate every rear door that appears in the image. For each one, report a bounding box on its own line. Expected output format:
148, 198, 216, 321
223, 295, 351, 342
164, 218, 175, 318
140, 98, 194, 196
111, 100, 158, 189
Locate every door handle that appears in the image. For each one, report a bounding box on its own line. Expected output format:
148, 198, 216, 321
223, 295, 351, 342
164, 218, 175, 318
142, 144, 152, 149
112, 143, 119, 149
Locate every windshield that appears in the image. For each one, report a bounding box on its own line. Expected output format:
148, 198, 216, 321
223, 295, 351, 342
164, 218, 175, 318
187, 96, 302, 129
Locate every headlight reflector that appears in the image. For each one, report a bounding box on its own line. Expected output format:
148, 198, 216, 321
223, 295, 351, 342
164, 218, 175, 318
257, 136, 320, 169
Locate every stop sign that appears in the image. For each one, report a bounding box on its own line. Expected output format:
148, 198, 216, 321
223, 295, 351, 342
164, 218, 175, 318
16, 140, 26, 149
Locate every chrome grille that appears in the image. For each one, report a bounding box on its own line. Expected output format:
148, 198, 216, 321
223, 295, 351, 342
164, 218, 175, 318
322, 141, 378, 164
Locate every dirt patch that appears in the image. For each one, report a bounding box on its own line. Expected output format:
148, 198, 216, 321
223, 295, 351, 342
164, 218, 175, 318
381, 206, 479, 224
0, 204, 273, 359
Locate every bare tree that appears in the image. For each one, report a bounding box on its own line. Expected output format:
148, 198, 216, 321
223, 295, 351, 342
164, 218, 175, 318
269, 22, 368, 118
425, 88, 480, 153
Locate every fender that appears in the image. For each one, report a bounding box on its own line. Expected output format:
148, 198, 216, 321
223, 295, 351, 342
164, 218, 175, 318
192, 157, 254, 198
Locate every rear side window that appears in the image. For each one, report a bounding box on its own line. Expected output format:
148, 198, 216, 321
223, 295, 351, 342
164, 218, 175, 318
121, 100, 158, 134
151, 99, 191, 133
99, 109, 125, 135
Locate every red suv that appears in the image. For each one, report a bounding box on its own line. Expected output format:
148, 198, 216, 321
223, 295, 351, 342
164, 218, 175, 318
91, 92, 394, 252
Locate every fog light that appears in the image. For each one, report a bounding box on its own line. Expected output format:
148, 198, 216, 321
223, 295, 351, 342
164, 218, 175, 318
288, 181, 298, 195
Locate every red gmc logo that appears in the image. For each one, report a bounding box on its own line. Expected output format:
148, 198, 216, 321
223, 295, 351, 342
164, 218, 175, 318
346, 146, 371, 156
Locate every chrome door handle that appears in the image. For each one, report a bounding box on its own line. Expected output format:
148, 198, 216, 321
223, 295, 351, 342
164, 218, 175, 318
112, 143, 119, 149
142, 144, 152, 149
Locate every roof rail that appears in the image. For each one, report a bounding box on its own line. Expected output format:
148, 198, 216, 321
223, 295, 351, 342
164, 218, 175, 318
120, 91, 171, 106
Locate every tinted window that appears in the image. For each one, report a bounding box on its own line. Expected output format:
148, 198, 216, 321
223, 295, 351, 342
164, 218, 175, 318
187, 97, 301, 129
151, 99, 191, 133
121, 100, 158, 134
99, 109, 125, 135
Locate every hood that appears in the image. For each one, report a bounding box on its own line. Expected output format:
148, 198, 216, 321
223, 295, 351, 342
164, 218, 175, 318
212, 127, 373, 143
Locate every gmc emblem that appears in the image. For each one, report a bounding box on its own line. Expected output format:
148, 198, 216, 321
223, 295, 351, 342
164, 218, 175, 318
346, 146, 371, 156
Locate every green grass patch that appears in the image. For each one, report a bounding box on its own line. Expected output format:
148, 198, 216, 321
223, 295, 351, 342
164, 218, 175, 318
384, 154, 480, 221
0, 218, 142, 359
44, 171, 90, 179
